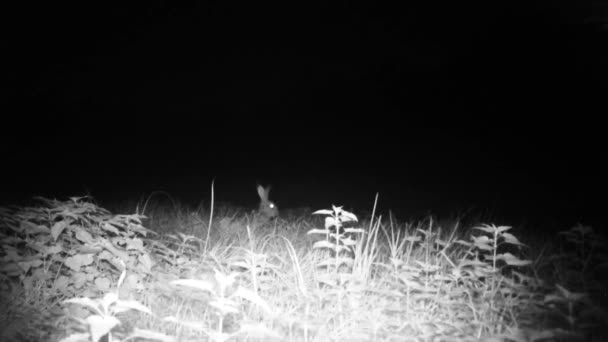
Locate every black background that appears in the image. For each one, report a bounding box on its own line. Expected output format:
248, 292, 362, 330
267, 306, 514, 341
3, 1, 606, 229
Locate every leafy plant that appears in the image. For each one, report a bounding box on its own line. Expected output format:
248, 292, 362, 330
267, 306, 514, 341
166, 269, 278, 342
307, 205, 365, 277
61, 261, 162, 342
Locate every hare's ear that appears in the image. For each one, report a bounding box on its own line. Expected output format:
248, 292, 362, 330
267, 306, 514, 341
257, 185, 268, 201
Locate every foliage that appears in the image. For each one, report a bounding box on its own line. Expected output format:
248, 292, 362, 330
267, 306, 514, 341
1, 196, 606, 341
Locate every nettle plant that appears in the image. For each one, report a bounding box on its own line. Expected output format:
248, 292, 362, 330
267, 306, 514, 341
454, 224, 531, 289
167, 269, 276, 342
0, 197, 155, 317
307, 205, 366, 281
62, 261, 155, 342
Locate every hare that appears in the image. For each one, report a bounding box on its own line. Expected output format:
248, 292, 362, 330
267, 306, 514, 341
257, 184, 279, 219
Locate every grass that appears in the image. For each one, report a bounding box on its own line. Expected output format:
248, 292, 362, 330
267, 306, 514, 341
0, 194, 606, 341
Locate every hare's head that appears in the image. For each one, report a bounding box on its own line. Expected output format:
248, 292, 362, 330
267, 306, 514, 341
257, 184, 279, 219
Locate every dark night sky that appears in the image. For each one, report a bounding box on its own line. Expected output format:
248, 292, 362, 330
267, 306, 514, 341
3, 1, 607, 229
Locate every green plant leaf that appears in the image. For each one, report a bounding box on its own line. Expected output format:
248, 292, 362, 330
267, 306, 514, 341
495, 253, 532, 266
86, 315, 120, 342
501, 232, 526, 247
64, 297, 102, 315
233, 287, 272, 314
51, 221, 68, 241
313, 209, 333, 215
171, 279, 215, 293
113, 299, 152, 315
74, 228, 94, 244
94, 276, 112, 292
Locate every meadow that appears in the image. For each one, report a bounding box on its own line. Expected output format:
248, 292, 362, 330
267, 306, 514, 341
0, 192, 605, 341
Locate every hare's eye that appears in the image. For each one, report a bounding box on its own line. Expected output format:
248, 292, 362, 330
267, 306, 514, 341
269, 203, 275, 208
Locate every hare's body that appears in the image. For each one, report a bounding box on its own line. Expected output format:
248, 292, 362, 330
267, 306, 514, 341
281, 207, 312, 220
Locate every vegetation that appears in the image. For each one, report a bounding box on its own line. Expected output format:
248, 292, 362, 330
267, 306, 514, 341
0, 194, 606, 341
